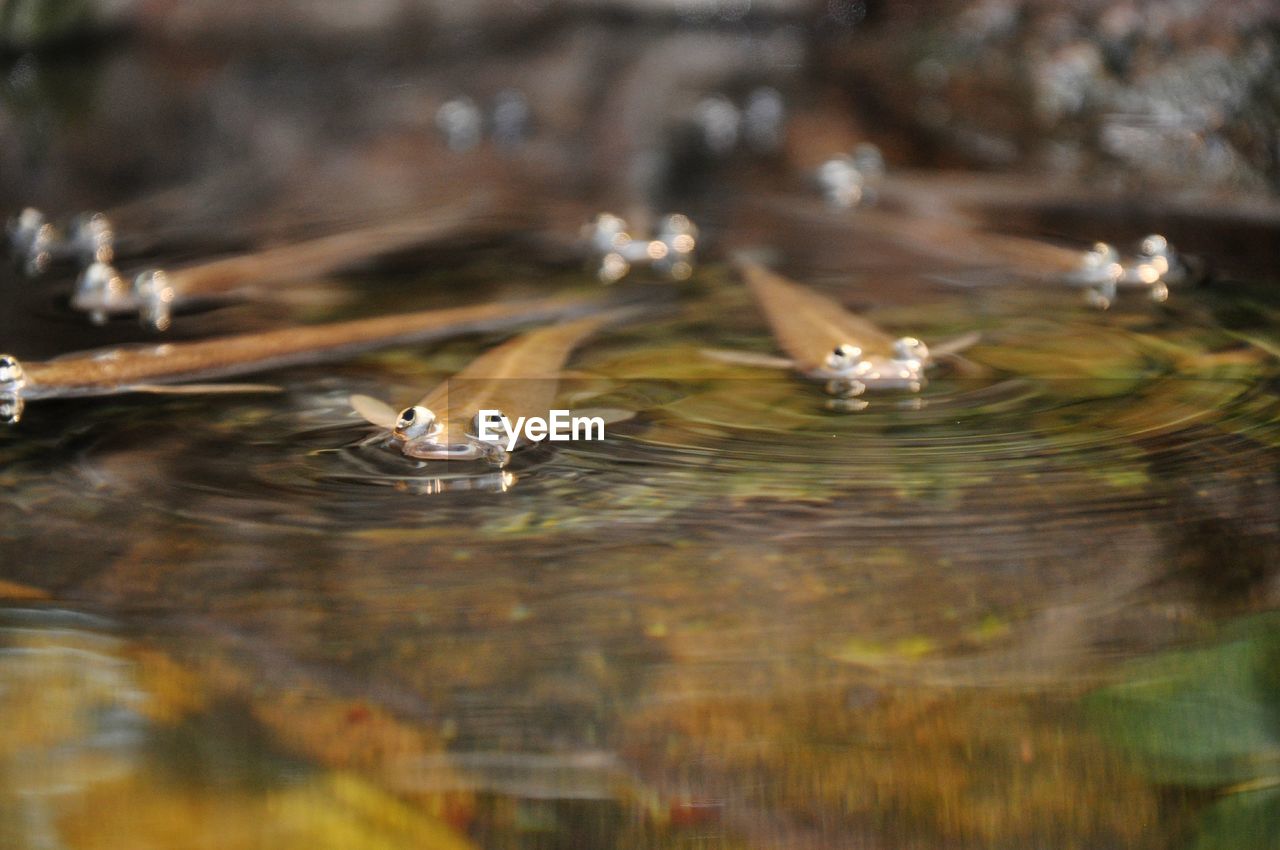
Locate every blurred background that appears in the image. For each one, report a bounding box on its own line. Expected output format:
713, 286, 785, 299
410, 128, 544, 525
4, 0, 1279, 213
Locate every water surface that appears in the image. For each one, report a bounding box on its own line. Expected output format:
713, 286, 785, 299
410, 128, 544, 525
3, 224, 1279, 848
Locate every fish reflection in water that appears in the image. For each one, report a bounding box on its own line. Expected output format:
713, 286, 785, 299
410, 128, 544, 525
323, 449, 520, 495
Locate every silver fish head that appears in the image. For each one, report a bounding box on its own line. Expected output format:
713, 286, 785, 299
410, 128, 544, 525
394, 407, 505, 464
72, 262, 131, 324
1129, 233, 1184, 296
68, 212, 115, 264
0, 354, 24, 389
824, 343, 863, 372
892, 336, 930, 366
817, 338, 929, 392
8, 207, 56, 275
133, 270, 176, 332
392, 405, 436, 439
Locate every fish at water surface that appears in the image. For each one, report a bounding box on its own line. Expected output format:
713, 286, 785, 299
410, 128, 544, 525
69, 191, 532, 329
351, 312, 628, 465
728, 259, 978, 396
0, 294, 602, 423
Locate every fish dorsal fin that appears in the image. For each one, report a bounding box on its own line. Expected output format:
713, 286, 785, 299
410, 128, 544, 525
350, 394, 398, 429
737, 260, 895, 369
458, 312, 621, 382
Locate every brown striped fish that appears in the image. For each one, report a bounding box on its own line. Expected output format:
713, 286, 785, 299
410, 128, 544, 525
350, 313, 625, 465
71, 191, 527, 329
766, 192, 1189, 308
0, 295, 598, 423
720, 260, 978, 395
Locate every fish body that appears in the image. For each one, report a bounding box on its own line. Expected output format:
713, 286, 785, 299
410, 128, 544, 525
1, 295, 598, 425
352, 314, 617, 464
737, 260, 933, 393
169, 194, 515, 297
69, 192, 526, 329
765, 195, 1190, 308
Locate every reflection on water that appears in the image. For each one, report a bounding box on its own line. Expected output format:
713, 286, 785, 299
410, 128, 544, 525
0, 609, 145, 849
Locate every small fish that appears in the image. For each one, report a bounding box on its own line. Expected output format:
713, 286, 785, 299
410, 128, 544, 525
70, 192, 524, 329
0, 294, 598, 423
712, 260, 979, 397
765, 195, 1090, 275
351, 313, 628, 465
771, 195, 1191, 305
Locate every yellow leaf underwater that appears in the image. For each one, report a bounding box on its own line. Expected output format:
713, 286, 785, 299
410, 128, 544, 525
57, 772, 476, 850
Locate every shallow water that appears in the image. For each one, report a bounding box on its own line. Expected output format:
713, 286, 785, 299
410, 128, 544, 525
3, 236, 1279, 848
4, 35, 1280, 850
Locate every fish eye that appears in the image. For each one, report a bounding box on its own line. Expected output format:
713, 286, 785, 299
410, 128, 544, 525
470, 409, 506, 441
825, 344, 862, 371
1141, 234, 1169, 257
893, 337, 929, 363
394, 406, 436, 440
0, 354, 23, 385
